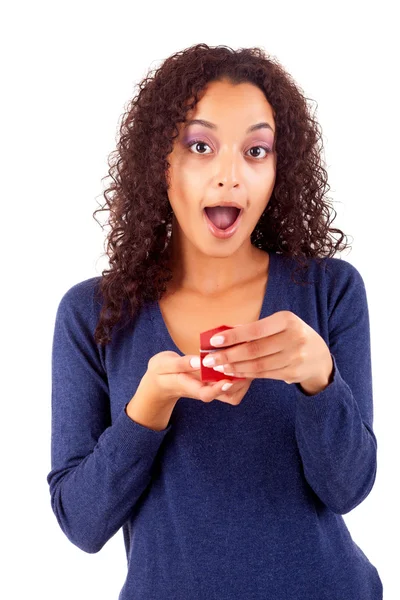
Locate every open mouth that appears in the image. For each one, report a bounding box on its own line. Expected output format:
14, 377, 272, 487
204, 206, 241, 231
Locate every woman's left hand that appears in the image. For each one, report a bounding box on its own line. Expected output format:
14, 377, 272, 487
202, 311, 334, 394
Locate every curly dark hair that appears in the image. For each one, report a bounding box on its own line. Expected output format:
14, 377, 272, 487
92, 43, 352, 347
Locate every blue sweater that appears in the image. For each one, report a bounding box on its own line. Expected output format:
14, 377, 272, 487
47, 251, 383, 599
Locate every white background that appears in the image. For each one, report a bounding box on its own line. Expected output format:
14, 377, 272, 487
2, 0, 398, 598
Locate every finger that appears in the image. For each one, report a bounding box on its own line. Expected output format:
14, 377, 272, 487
211, 346, 291, 376
151, 352, 202, 373
233, 367, 292, 381
184, 354, 202, 371
177, 373, 233, 403
208, 312, 290, 348
198, 379, 234, 403
214, 382, 246, 404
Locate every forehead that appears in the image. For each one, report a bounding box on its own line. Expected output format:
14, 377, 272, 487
184, 80, 275, 128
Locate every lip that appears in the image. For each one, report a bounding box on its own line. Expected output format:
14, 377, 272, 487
203, 207, 243, 239
204, 202, 243, 210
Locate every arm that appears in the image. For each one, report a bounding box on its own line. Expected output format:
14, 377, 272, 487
293, 261, 378, 515
47, 280, 174, 554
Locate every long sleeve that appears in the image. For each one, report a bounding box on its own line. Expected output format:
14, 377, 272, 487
293, 261, 378, 515
46, 280, 172, 554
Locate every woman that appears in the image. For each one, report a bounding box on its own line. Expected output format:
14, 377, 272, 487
47, 43, 383, 599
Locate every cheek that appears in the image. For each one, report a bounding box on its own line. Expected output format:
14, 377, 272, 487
167, 162, 187, 201
170, 167, 204, 205
167, 155, 203, 214
167, 181, 199, 221
248, 171, 276, 205
181, 159, 207, 184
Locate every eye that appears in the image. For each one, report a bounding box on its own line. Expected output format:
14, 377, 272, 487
247, 146, 271, 159
185, 139, 272, 159
186, 140, 213, 155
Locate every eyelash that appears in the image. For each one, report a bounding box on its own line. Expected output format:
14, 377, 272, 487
185, 139, 272, 159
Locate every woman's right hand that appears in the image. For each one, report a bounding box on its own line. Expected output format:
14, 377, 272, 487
145, 350, 246, 405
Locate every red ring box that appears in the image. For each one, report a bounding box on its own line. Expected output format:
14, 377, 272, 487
200, 325, 247, 382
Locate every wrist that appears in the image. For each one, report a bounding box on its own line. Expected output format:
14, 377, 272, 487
300, 354, 334, 396
141, 371, 180, 406
126, 374, 178, 431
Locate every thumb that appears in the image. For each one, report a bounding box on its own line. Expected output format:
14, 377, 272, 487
188, 355, 201, 370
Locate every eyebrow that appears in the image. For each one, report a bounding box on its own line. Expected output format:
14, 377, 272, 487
183, 118, 275, 135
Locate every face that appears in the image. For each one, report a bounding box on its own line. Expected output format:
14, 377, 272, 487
165, 78, 277, 263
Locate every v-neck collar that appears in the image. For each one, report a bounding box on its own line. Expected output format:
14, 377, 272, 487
148, 251, 281, 357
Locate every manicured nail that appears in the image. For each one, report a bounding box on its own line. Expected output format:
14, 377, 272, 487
190, 356, 200, 368
221, 382, 233, 391
210, 335, 225, 346
203, 356, 216, 367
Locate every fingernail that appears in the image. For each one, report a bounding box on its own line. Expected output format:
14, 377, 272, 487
203, 356, 216, 367
210, 335, 225, 346
221, 382, 233, 391
214, 365, 235, 376
190, 356, 200, 368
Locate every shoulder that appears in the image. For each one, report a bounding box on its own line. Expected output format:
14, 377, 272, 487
308, 255, 368, 316
278, 252, 367, 314
52, 277, 107, 378
315, 255, 366, 294
55, 276, 103, 333
277, 252, 365, 288
57, 276, 102, 311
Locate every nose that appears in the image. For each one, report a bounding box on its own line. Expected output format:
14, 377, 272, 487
215, 146, 241, 187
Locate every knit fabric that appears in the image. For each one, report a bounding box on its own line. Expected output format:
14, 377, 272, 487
47, 251, 383, 599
